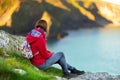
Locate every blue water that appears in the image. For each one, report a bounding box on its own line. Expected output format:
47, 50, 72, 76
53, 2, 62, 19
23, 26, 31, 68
47, 28, 120, 75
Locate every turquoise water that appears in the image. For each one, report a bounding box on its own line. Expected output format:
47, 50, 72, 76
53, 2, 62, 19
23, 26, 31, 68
47, 28, 120, 75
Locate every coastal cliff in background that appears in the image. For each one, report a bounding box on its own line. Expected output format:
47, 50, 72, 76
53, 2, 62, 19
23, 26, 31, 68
0, 0, 120, 39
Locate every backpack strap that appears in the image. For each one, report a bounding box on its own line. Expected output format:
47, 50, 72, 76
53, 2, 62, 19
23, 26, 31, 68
33, 51, 39, 57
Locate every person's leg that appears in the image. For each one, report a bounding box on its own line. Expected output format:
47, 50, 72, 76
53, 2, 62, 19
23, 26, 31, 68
56, 52, 74, 72
37, 52, 68, 72
37, 52, 77, 78
57, 54, 85, 75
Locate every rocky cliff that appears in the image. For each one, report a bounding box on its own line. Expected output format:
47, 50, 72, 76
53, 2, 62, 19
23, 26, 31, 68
0, 0, 120, 39
95, 1, 120, 25
0, 30, 24, 55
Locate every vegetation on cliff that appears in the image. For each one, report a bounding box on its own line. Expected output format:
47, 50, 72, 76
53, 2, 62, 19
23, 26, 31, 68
0, 49, 62, 80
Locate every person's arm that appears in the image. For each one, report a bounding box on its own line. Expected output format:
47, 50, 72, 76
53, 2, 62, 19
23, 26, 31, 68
36, 37, 52, 59
47, 50, 53, 53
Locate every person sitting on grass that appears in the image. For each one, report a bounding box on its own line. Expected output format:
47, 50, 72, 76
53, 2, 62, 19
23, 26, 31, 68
26, 19, 85, 79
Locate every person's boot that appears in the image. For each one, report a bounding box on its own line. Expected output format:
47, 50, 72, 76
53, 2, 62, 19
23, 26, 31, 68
63, 71, 77, 79
70, 68, 85, 75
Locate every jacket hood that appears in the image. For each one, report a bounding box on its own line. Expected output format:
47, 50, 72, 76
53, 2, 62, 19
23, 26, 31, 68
26, 28, 44, 43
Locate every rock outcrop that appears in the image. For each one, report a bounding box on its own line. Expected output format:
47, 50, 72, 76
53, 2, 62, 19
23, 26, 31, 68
55, 72, 120, 80
0, 30, 24, 53
69, 72, 120, 80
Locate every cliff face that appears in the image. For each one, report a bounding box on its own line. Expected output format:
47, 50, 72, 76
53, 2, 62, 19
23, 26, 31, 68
0, 0, 120, 39
0, 0, 20, 26
95, 1, 120, 25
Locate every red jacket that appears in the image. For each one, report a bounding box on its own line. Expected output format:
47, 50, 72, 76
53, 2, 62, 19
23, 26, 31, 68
26, 28, 53, 67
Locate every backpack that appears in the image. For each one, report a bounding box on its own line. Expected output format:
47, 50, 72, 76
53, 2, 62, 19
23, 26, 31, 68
20, 40, 33, 59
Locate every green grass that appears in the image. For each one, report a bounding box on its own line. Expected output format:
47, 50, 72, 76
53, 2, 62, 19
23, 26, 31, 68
0, 49, 62, 80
